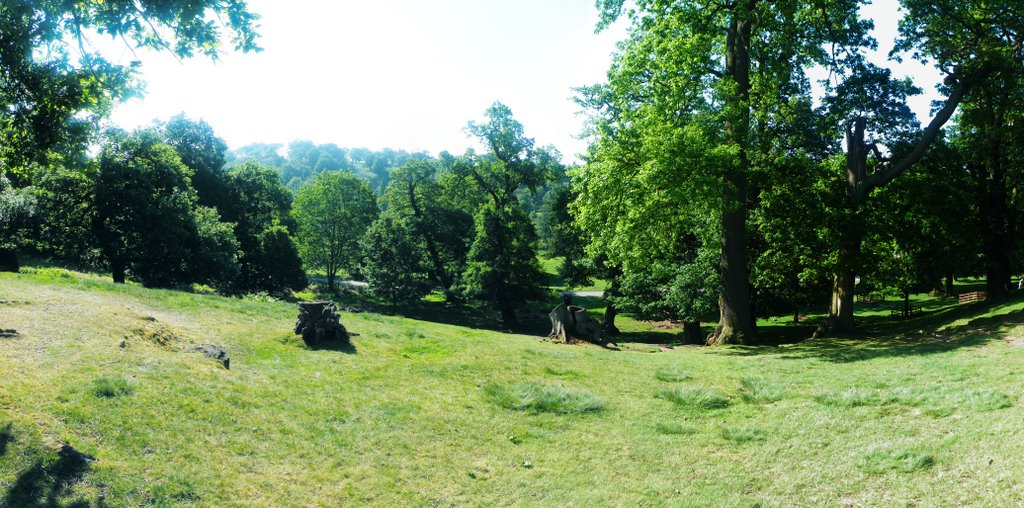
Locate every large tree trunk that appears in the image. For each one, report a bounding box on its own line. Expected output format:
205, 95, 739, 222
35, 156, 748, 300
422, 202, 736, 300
945, 272, 954, 297
684, 321, 703, 345
110, 257, 126, 284
499, 304, 518, 329
814, 76, 974, 338
602, 303, 619, 335
710, 0, 756, 346
979, 105, 1011, 303
0, 248, 19, 273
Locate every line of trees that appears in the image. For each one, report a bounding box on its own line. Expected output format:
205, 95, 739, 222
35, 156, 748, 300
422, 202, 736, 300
569, 0, 1024, 343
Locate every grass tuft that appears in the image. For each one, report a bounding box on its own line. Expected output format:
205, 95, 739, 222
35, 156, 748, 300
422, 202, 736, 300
721, 425, 767, 443
856, 447, 934, 474
544, 366, 582, 378
738, 376, 786, 404
657, 387, 730, 409
815, 388, 886, 407
654, 367, 691, 382
483, 381, 605, 414
655, 422, 698, 435
91, 377, 134, 398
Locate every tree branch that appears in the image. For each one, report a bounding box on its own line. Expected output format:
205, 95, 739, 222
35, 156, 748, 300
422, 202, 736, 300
860, 75, 973, 194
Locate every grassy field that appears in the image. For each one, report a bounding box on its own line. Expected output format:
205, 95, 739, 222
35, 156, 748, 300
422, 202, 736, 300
3, 267, 1024, 506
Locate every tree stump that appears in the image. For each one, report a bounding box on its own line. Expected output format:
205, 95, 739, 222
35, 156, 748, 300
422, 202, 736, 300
548, 296, 613, 347
295, 301, 349, 345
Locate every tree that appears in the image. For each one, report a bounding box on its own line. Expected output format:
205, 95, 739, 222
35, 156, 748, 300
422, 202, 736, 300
0, 0, 259, 183
585, 0, 870, 345
461, 202, 547, 328
454, 103, 552, 326
360, 215, 433, 308
162, 114, 230, 211
0, 175, 35, 271
223, 161, 306, 292
30, 166, 101, 267
292, 171, 377, 291
93, 128, 238, 288
381, 159, 474, 299
895, 0, 1024, 302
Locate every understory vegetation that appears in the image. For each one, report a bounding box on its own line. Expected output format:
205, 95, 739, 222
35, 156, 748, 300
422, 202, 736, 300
4, 268, 1024, 506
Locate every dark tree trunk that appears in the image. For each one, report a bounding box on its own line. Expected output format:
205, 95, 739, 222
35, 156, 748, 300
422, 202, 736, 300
814, 75, 974, 338
499, 304, 518, 330
602, 303, 619, 335
710, 0, 756, 346
684, 321, 703, 345
793, 308, 800, 324
0, 248, 19, 273
110, 257, 126, 284
945, 272, 954, 297
327, 272, 336, 292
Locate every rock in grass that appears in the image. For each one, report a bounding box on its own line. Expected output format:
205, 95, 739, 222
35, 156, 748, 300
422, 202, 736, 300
192, 344, 230, 369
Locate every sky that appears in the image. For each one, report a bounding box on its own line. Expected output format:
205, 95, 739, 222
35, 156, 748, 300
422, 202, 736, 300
105, 0, 945, 164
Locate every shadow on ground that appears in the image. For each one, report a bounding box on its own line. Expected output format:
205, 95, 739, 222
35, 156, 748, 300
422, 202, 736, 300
1, 423, 99, 508
716, 300, 1024, 363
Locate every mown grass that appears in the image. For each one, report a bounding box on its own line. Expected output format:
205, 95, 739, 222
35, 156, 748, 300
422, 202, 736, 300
3, 267, 1024, 506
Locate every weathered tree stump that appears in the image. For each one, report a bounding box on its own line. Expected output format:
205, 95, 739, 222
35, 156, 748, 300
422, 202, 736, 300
548, 295, 613, 347
295, 301, 349, 344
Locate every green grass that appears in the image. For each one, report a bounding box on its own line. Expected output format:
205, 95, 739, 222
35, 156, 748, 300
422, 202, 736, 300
654, 367, 691, 382
483, 381, 605, 414
3, 267, 1024, 505
856, 447, 935, 474
91, 377, 135, 398
656, 387, 731, 409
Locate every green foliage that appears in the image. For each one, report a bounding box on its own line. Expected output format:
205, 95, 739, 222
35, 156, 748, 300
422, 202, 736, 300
460, 202, 546, 326
0, 175, 36, 249
224, 161, 305, 292
483, 381, 605, 414
190, 206, 241, 291
93, 128, 237, 288
381, 160, 474, 294
292, 171, 377, 288
360, 215, 433, 306
0, 0, 259, 182
161, 114, 230, 211
29, 167, 99, 266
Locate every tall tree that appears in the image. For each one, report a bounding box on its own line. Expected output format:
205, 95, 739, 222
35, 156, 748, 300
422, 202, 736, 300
93, 128, 238, 288
223, 161, 306, 293
292, 171, 377, 291
162, 114, 230, 211
455, 103, 551, 327
381, 160, 473, 299
585, 0, 869, 344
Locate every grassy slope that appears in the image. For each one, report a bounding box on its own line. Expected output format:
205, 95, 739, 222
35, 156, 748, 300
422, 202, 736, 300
3, 269, 1024, 506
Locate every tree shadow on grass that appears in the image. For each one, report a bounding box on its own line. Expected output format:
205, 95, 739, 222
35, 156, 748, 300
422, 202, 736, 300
717, 305, 1024, 363
3, 442, 96, 508
306, 339, 357, 354
0, 423, 12, 457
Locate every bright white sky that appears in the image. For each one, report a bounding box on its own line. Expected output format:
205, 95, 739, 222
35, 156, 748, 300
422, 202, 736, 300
106, 0, 943, 164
